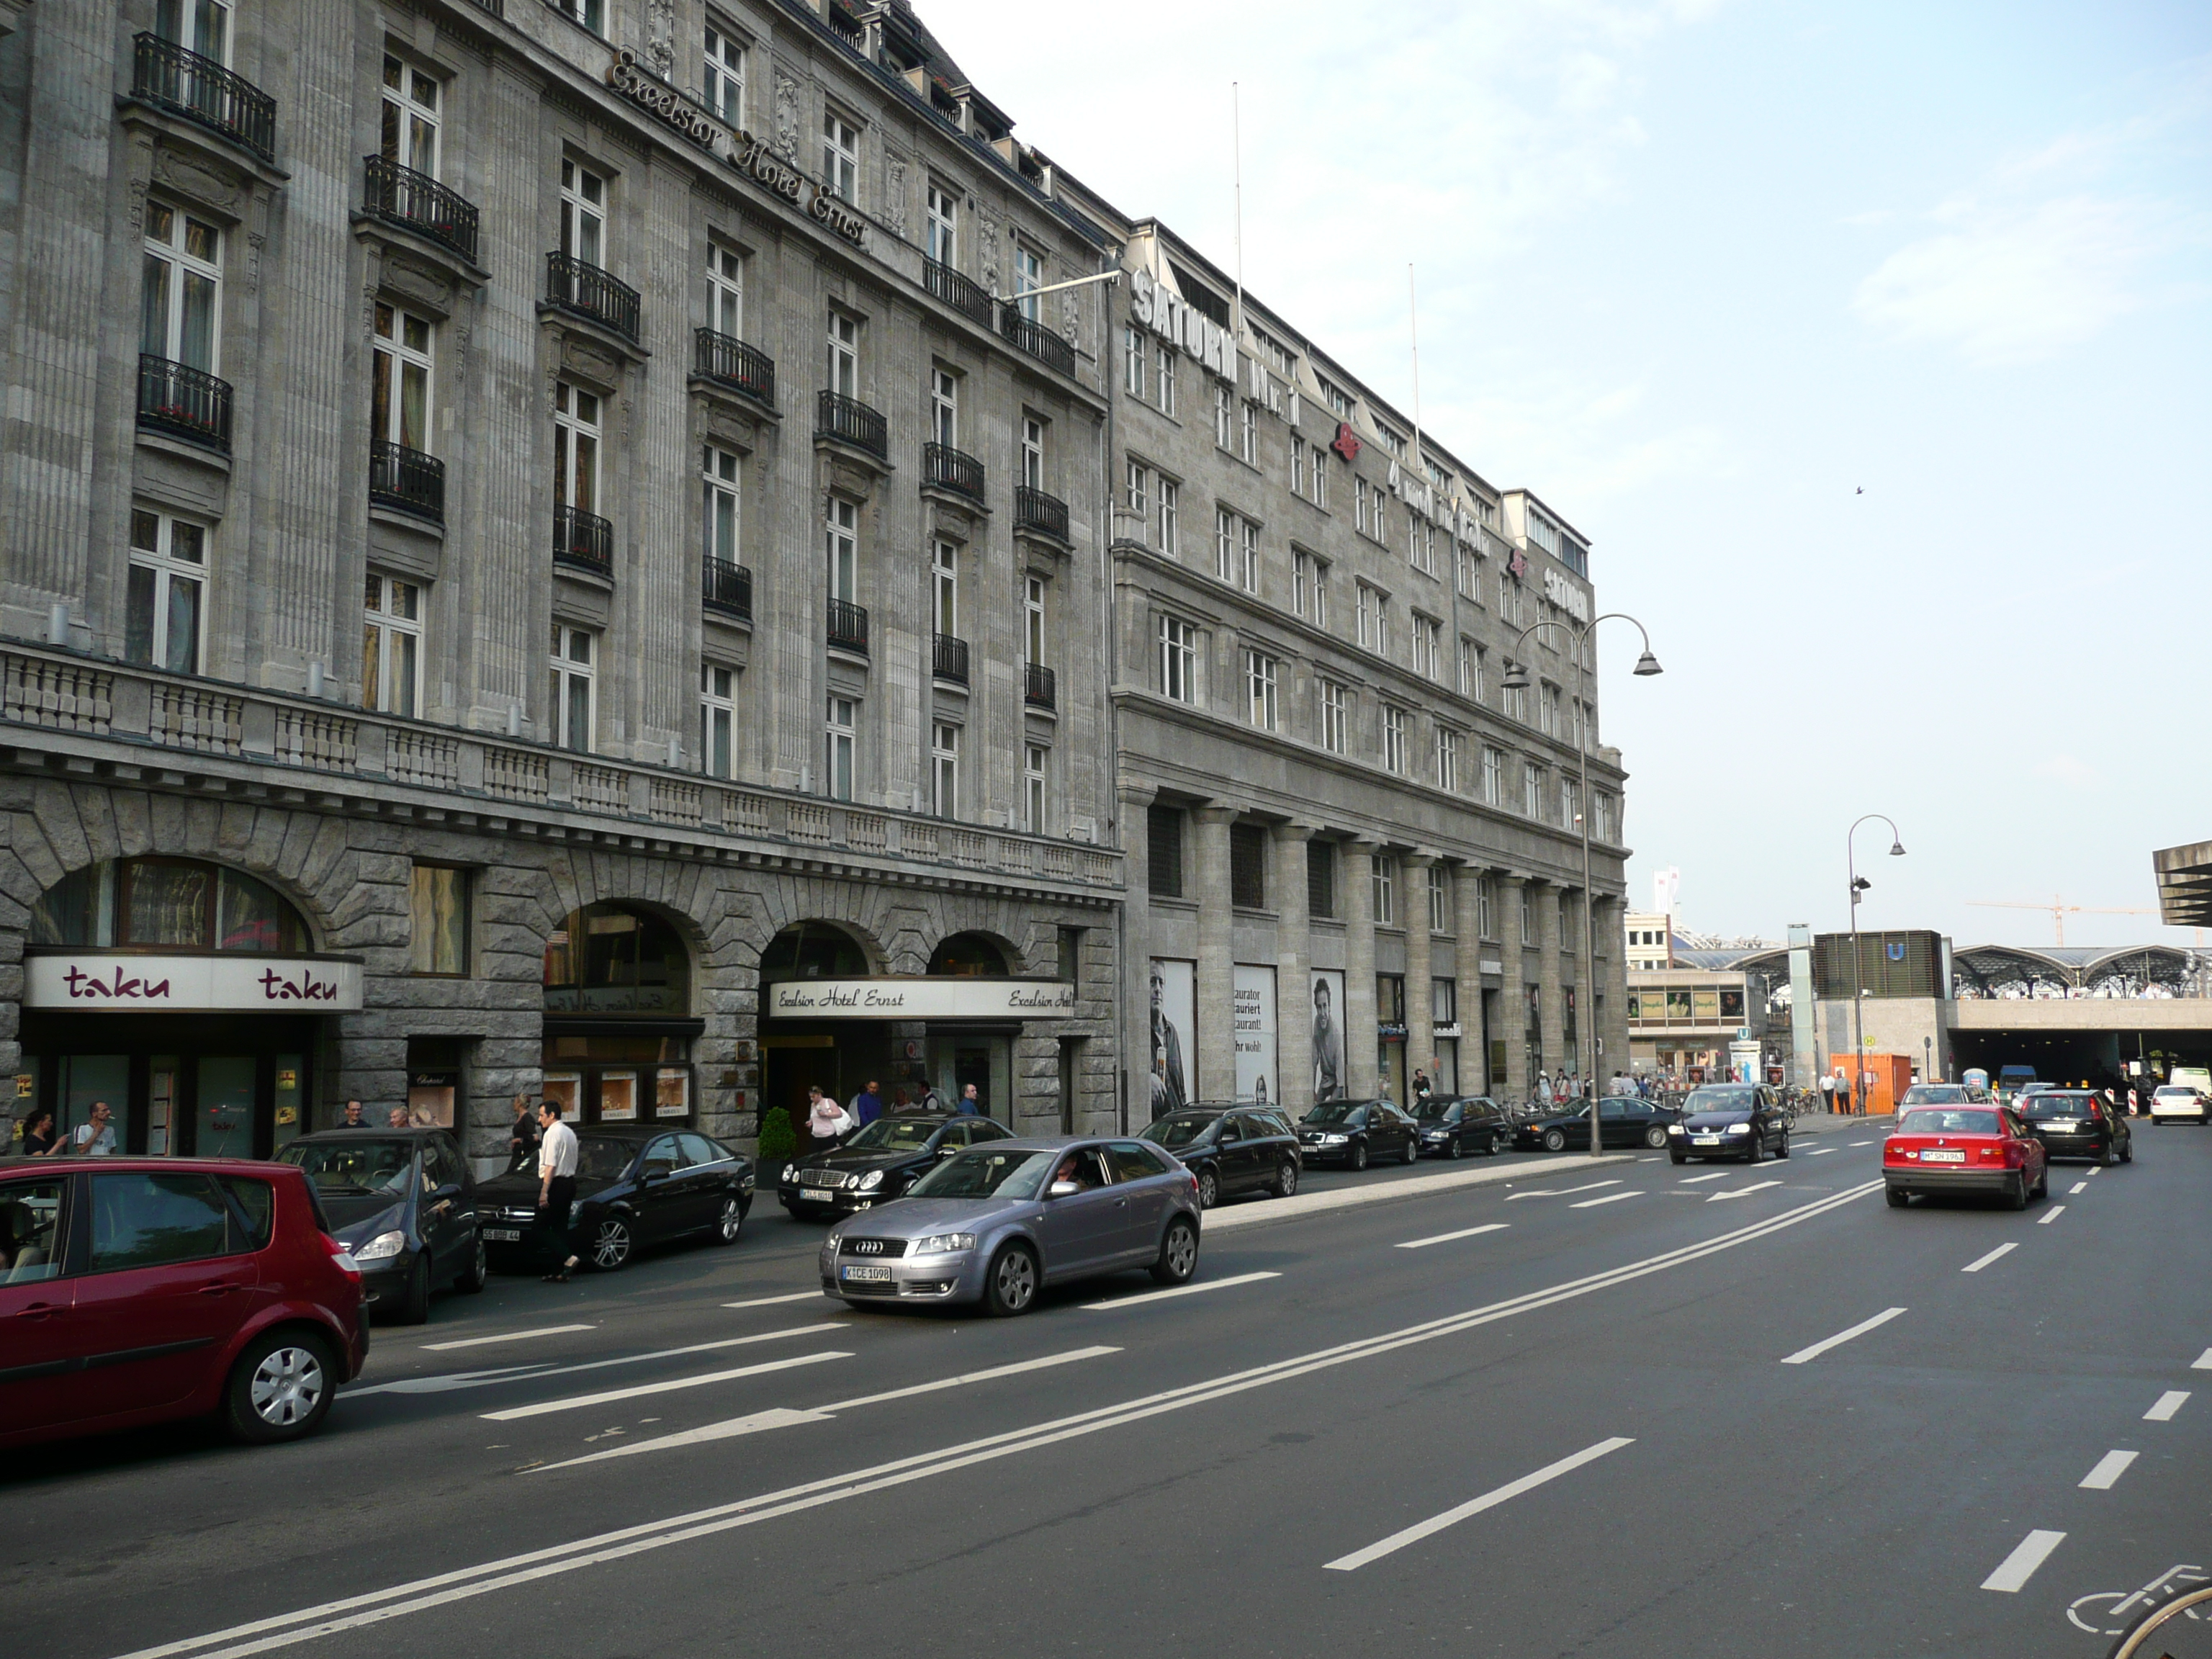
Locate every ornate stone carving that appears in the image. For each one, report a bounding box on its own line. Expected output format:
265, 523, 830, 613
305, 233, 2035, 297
773, 71, 799, 162
884, 152, 909, 238
152, 144, 243, 214
560, 334, 621, 387
930, 503, 976, 542
823, 457, 873, 502
380, 253, 455, 315
1061, 289, 1079, 346
979, 205, 1001, 292
644, 0, 675, 76
705, 405, 756, 449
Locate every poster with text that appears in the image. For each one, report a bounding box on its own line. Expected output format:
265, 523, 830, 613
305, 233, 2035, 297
1310, 968, 1347, 1103
1147, 958, 1195, 1115
1233, 964, 1279, 1106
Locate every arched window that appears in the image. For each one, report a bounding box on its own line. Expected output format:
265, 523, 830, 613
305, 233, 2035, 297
30, 858, 307, 953
544, 904, 691, 1015
759, 922, 868, 984
928, 932, 1009, 977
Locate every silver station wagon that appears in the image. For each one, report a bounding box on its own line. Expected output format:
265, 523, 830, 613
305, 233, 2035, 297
819, 1136, 1202, 1316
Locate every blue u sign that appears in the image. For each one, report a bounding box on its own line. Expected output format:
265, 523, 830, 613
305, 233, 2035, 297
1886, 943, 1906, 961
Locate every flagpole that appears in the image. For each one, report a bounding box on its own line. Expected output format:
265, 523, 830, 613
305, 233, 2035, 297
1231, 82, 1245, 335
1408, 264, 1424, 467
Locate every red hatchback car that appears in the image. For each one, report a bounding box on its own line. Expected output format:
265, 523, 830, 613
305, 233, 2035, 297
1884, 1103, 2049, 1210
0, 1156, 368, 1449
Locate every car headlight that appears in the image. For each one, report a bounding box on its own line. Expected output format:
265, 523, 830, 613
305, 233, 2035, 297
354, 1229, 406, 1262
1322, 1133, 1348, 1145
1666, 1124, 1684, 1135
1723, 1123, 1751, 1135
912, 1232, 976, 1256
858, 1169, 885, 1192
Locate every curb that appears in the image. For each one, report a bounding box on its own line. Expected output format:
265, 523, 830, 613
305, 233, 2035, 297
1202, 1152, 1640, 1235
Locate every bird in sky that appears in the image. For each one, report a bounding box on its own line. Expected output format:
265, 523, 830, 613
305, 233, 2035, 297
1855, 486, 1863, 494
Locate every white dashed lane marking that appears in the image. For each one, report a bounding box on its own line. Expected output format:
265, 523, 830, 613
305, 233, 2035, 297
1982, 1529, 2066, 1592
2145, 1391, 2190, 1421
1398, 1223, 1511, 1250
2069, 1181, 2088, 1195
2038, 1205, 2067, 1225
1781, 1308, 1907, 1365
1961, 1243, 2018, 1274
2080, 1450, 2139, 1491
1570, 1192, 1641, 1209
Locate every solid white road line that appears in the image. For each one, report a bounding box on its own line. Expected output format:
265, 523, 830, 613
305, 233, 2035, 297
118, 1179, 1884, 1659
1082, 1270, 1280, 1310
1507, 1179, 1622, 1202
2080, 1450, 2139, 1490
2193, 1348, 2212, 1372
2145, 1390, 2190, 1421
1397, 1223, 1511, 1249
1569, 1192, 1640, 1209
481, 1351, 848, 1422
720, 1291, 819, 1309
420, 1324, 595, 1352
1960, 1243, 2018, 1274
1322, 1437, 1636, 1570
1780, 1307, 1907, 1365
1678, 1172, 1729, 1184
2069, 1181, 2089, 1195
1708, 1181, 1784, 1203
349, 1324, 846, 1398
534, 1346, 1125, 1471
1982, 1529, 2067, 1593
1807, 1147, 1836, 1156
1205, 1153, 1631, 1233
2038, 1205, 2067, 1225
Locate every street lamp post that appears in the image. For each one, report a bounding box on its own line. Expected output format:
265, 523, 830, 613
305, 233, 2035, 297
1502, 613, 1663, 1156
1845, 813, 1906, 1114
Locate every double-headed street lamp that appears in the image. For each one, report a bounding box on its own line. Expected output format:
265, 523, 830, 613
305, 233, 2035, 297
1502, 613, 1663, 1155
1845, 814, 1906, 1112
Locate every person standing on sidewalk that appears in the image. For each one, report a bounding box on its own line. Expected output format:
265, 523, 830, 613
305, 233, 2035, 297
69, 1101, 117, 1156
536, 1100, 580, 1283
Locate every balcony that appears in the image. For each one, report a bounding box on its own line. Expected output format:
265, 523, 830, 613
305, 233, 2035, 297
932, 632, 969, 685
369, 441, 445, 523
362, 156, 479, 265
130, 32, 276, 163
701, 557, 753, 621
693, 328, 776, 408
1015, 485, 1069, 542
544, 252, 640, 344
1024, 661, 1057, 712
924, 258, 992, 326
999, 306, 1076, 377
137, 354, 232, 454
815, 390, 886, 460
922, 441, 985, 504
552, 505, 613, 577
827, 597, 870, 657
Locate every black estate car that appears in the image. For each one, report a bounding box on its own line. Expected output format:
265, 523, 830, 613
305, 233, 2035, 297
1298, 1098, 1419, 1169
2017, 1089, 2133, 1164
781, 1113, 1015, 1218
276, 1127, 483, 1323
1665, 1084, 1789, 1164
1517, 1095, 1683, 1154
1413, 1096, 1515, 1159
475, 1125, 754, 1272
1140, 1104, 1302, 1207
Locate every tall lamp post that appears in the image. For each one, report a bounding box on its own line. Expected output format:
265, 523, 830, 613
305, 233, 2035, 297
1846, 813, 1906, 1114
1502, 613, 1663, 1156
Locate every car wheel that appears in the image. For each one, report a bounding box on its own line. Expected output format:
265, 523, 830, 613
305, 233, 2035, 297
1743, 1136, 1763, 1165
2007, 1174, 2028, 1211
456, 1233, 488, 1295
1402, 1136, 1419, 1165
1774, 1131, 1791, 1160
388, 1254, 431, 1325
2121, 1136, 2134, 1164
715, 1195, 744, 1245
1350, 1141, 1370, 1172
2032, 1167, 2049, 1199
1151, 1216, 1200, 1285
1444, 1137, 1461, 1160
1272, 1160, 1300, 1198
1542, 1128, 1568, 1153
588, 1217, 634, 1272
1488, 1133, 1504, 1156
1885, 1187, 1910, 1208
1669, 1151, 1686, 1165
1195, 1168, 1220, 1210
222, 1327, 337, 1445
983, 1243, 1038, 1316
1643, 1125, 1668, 1150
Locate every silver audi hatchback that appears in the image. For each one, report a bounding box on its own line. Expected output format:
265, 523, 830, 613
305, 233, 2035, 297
819, 1136, 1202, 1316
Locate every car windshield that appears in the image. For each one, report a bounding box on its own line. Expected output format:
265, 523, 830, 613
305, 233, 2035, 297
1141, 1113, 1218, 1149
2021, 1096, 2092, 1120
1303, 1101, 1366, 1126
276, 1138, 416, 1197
1416, 1102, 1460, 1123
906, 1148, 1057, 1200
1899, 1085, 1967, 1107
2155, 1087, 2195, 1097
1897, 1108, 2002, 1136
577, 1137, 637, 1180
843, 1118, 938, 1152
1683, 1087, 1757, 1116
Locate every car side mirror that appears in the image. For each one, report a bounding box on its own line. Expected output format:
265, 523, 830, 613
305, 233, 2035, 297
1048, 1179, 1080, 1198
641, 1161, 674, 1182
938, 1144, 959, 1156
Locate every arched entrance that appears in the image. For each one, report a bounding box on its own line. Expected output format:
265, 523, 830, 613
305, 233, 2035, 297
541, 903, 699, 1125
757, 922, 877, 1141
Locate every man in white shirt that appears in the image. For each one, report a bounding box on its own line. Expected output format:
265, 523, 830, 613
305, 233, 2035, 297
71, 1100, 117, 1156
536, 1100, 580, 1282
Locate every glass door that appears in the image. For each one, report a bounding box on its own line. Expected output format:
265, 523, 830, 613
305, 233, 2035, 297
197, 1056, 256, 1158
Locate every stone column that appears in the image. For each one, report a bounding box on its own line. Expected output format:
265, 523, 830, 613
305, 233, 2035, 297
1453, 864, 1488, 1093
1344, 838, 1380, 1098
1274, 821, 1316, 1114
1599, 894, 1632, 1089
1537, 880, 1565, 1084
1403, 853, 1435, 1099
1495, 871, 1529, 1100
1117, 780, 1157, 1128
1192, 805, 1237, 1101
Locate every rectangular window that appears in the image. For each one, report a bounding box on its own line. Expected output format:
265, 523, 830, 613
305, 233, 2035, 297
554, 0, 605, 33
1482, 745, 1504, 806
1240, 400, 1258, 464
825, 496, 856, 603
703, 22, 745, 125
1024, 744, 1048, 834
1429, 864, 1450, 935
1355, 477, 1369, 536
408, 864, 467, 975
1523, 760, 1543, 818
930, 365, 958, 447
932, 721, 959, 818
559, 158, 604, 266
1434, 725, 1460, 792
1457, 546, 1481, 604
1310, 556, 1329, 629
824, 696, 856, 801
1318, 678, 1346, 754
1562, 778, 1578, 831
1478, 875, 1496, 940
1229, 823, 1267, 909
826, 309, 858, 397
1021, 415, 1045, 490
1125, 459, 1148, 526
1015, 245, 1043, 322
1240, 516, 1260, 593
1158, 614, 1197, 704
1458, 636, 1482, 702
1290, 439, 1303, 497
702, 444, 741, 569
126, 509, 206, 674
706, 243, 744, 337
822, 110, 860, 203
1215, 506, 1234, 583
1158, 477, 1179, 555
1308, 840, 1335, 919
932, 539, 958, 637
1156, 342, 1176, 415
380, 55, 441, 176
1146, 804, 1184, 899
1245, 650, 1278, 732
1312, 446, 1328, 508
549, 624, 595, 752
141, 202, 221, 373
1596, 793, 1616, 843
699, 663, 735, 779
1024, 575, 1046, 665
926, 179, 958, 266
1356, 581, 1375, 649
1382, 704, 1406, 774
1372, 855, 1395, 927
1521, 884, 1534, 940
1412, 615, 1439, 679
1123, 325, 1146, 396
362, 572, 422, 719
1292, 550, 1310, 620
1214, 382, 1233, 449
553, 380, 600, 517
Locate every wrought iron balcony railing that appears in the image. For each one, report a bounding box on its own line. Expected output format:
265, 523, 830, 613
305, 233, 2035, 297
1014, 484, 1069, 541
362, 156, 480, 264
131, 33, 276, 162
544, 252, 641, 343
827, 596, 870, 655
1024, 661, 1057, 711
932, 632, 970, 685
693, 328, 776, 408
553, 505, 614, 577
701, 557, 753, 620
369, 441, 446, 522
999, 306, 1077, 377
924, 258, 993, 326
815, 390, 887, 459
922, 441, 985, 503
137, 354, 232, 453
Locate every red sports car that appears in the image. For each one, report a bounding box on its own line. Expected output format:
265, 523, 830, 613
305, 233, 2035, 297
1884, 1103, 2049, 1210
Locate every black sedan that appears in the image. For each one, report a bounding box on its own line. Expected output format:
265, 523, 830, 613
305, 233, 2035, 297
2018, 1089, 2133, 1164
1665, 1083, 1790, 1164
1517, 1095, 1683, 1154
475, 1125, 754, 1272
1141, 1104, 1302, 1207
1413, 1096, 1515, 1159
1298, 1098, 1420, 1169
276, 1127, 483, 1323
781, 1113, 1015, 1218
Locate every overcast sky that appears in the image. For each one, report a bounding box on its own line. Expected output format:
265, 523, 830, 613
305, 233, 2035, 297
922, 0, 2211, 950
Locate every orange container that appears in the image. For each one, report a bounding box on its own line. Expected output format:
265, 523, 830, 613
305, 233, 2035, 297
1834, 1053, 1913, 1115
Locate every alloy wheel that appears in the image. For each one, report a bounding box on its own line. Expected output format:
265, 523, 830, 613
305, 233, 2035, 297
717, 1196, 743, 1242
591, 1218, 633, 1270
993, 1247, 1036, 1312
1197, 1169, 1219, 1209
249, 1344, 328, 1429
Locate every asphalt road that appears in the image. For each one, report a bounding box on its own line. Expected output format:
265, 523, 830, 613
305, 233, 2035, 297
6, 1112, 2206, 1659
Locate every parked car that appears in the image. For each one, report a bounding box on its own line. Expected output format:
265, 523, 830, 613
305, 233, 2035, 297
2015, 1089, 2132, 1164
1298, 1098, 1420, 1169
276, 1127, 482, 1323
819, 1137, 1202, 1316
780, 1113, 1014, 1218
1884, 1103, 2048, 1209
475, 1125, 753, 1272
1665, 1084, 1791, 1164
0, 1156, 367, 1449
1517, 1095, 1683, 1153
1140, 1104, 1301, 1206
1413, 1096, 1515, 1159
2149, 1085, 2211, 1125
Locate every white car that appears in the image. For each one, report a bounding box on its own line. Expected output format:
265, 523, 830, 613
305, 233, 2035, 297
2149, 1085, 2210, 1124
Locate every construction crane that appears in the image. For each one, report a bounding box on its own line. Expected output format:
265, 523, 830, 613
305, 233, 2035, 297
1966, 896, 2157, 947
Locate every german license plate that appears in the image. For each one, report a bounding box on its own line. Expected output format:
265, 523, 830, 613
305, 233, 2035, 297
2043, 1121, 2079, 1132
842, 1264, 892, 1283
1922, 1149, 1966, 1163
483, 1228, 522, 1242
1693, 1136, 1720, 1146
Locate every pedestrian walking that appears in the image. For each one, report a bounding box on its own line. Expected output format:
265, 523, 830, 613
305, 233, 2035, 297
956, 1084, 982, 1115
68, 1100, 117, 1156
806, 1087, 852, 1149
1411, 1068, 1432, 1105
1819, 1073, 1835, 1114
16, 1107, 60, 1156
535, 1100, 580, 1282
850, 1079, 884, 1128
507, 1093, 539, 1172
